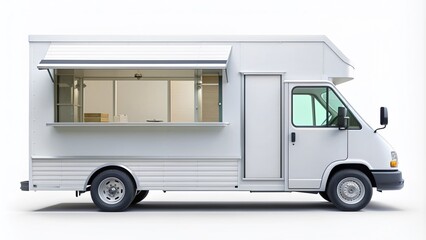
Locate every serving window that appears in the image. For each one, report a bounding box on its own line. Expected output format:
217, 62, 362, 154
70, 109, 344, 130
54, 69, 222, 123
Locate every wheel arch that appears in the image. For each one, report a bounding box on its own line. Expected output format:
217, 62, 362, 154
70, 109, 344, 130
321, 161, 376, 191
84, 164, 140, 190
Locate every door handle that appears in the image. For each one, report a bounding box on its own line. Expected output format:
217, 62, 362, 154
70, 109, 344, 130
291, 132, 296, 143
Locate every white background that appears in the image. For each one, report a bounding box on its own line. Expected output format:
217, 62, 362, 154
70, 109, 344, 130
0, 0, 425, 239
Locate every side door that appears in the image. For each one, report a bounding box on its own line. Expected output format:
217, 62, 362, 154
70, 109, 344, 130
288, 83, 348, 189
244, 75, 282, 179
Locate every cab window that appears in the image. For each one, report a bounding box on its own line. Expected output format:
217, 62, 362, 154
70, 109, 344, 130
292, 87, 361, 129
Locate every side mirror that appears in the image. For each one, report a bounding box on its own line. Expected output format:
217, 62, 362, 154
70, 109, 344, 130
337, 107, 349, 130
380, 107, 388, 125
375, 107, 388, 133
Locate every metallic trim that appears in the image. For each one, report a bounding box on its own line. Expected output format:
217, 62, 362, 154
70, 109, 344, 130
31, 156, 241, 160
284, 80, 331, 84
46, 69, 54, 83
283, 82, 290, 191
46, 122, 230, 127
40, 59, 228, 65
240, 71, 286, 75
242, 178, 284, 181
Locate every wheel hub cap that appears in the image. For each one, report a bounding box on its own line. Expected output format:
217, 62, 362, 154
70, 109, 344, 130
98, 177, 126, 204
337, 177, 365, 205
109, 187, 117, 195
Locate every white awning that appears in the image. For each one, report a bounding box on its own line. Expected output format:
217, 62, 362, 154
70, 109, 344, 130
38, 43, 232, 70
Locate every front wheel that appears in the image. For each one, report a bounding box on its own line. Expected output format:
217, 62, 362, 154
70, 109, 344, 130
90, 170, 135, 212
327, 169, 372, 211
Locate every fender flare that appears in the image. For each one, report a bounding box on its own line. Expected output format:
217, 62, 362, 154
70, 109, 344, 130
319, 159, 373, 191
83, 163, 140, 191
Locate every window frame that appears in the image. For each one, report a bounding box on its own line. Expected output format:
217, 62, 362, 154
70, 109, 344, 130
53, 69, 223, 123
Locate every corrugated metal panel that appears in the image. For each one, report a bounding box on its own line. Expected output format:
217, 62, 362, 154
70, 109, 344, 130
31, 158, 239, 191
37, 43, 232, 70
32, 160, 61, 188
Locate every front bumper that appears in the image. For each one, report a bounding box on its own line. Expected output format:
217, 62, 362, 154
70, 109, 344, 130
372, 170, 404, 191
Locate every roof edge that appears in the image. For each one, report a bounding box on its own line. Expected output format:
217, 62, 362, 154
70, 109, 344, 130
28, 35, 353, 67
29, 34, 331, 42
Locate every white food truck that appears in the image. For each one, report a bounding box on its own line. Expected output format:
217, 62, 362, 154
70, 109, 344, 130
21, 35, 404, 211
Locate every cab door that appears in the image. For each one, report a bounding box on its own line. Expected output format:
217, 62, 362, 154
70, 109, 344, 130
288, 83, 348, 189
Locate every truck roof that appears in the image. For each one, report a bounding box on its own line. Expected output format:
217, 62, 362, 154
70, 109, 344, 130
29, 35, 352, 69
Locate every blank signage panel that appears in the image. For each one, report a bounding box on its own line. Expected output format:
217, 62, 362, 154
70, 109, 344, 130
244, 75, 281, 179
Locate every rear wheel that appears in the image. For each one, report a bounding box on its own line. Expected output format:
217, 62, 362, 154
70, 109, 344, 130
327, 169, 372, 211
131, 190, 149, 205
90, 169, 135, 212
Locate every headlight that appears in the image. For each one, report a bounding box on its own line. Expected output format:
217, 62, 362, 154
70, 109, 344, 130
390, 151, 398, 168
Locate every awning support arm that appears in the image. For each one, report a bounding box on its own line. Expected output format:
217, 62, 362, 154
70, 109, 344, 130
47, 69, 54, 83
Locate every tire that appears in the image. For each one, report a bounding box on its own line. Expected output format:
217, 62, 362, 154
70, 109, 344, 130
319, 191, 331, 202
90, 169, 136, 212
131, 190, 149, 205
327, 169, 372, 211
